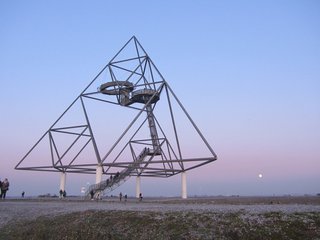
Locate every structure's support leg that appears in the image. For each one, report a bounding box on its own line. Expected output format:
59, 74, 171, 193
94, 165, 103, 199
181, 171, 187, 199
59, 172, 66, 198
96, 165, 103, 184
136, 176, 141, 198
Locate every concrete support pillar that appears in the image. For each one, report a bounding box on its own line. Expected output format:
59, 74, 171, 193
181, 171, 187, 199
136, 176, 141, 198
59, 172, 66, 192
96, 165, 103, 184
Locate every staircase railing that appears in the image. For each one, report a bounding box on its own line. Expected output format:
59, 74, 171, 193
85, 147, 149, 199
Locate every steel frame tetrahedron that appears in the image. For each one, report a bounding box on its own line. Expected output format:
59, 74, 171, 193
15, 36, 217, 191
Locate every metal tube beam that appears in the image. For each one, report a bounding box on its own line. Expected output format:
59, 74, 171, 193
165, 83, 217, 159
80, 96, 102, 164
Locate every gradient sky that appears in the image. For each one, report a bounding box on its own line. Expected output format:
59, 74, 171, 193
1, 0, 319, 197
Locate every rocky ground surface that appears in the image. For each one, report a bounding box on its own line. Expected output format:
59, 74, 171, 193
1, 196, 320, 228
0, 196, 319, 239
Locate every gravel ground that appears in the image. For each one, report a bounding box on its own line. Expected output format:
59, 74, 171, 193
1, 197, 320, 228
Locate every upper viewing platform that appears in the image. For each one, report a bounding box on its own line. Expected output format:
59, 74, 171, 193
99, 80, 160, 106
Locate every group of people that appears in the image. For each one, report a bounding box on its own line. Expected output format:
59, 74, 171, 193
119, 192, 143, 202
0, 177, 145, 202
59, 189, 67, 199
105, 171, 121, 187
0, 178, 10, 199
119, 192, 128, 202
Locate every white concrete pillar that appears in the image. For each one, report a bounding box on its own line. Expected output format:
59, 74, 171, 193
59, 172, 66, 192
136, 176, 141, 198
96, 165, 103, 184
181, 171, 187, 199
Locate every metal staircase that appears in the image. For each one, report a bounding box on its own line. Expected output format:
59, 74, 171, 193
85, 147, 150, 199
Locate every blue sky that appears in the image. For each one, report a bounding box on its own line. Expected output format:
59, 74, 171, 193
0, 0, 319, 197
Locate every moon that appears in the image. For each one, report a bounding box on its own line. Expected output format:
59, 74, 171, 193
258, 173, 263, 178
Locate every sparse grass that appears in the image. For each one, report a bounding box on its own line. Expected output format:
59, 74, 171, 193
1, 210, 320, 240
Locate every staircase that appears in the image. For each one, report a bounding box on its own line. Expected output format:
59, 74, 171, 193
85, 147, 150, 199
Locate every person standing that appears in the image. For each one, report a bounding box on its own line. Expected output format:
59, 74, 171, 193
119, 192, 122, 201
90, 190, 94, 200
59, 189, 63, 199
0, 178, 9, 199
139, 192, 143, 202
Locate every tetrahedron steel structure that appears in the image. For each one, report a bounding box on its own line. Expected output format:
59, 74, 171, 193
16, 36, 217, 194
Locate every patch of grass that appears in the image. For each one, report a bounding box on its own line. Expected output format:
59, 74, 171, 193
0, 210, 319, 240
